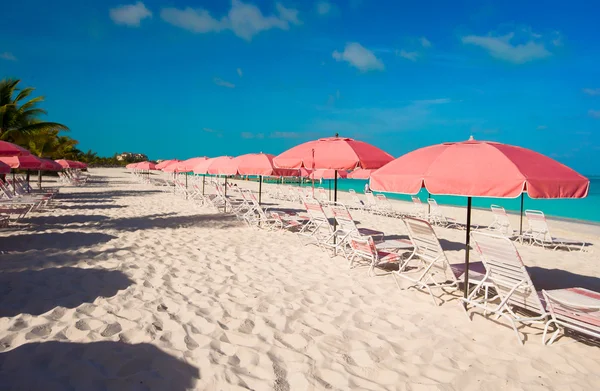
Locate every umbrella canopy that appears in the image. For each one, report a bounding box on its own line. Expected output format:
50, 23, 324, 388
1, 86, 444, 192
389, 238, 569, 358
348, 168, 375, 179
370, 139, 589, 198
235, 153, 298, 176
171, 157, 208, 173
370, 138, 590, 300
0, 161, 10, 174
40, 158, 63, 171
0, 141, 30, 157
192, 158, 215, 174
136, 161, 158, 171
156, 159, 180, 170
273, 136, 394, 170
126, 163, 137, 169
308, 169, 349, 180
206, 156, 236, 175
56, 159, 83, 169
0, 155, 43, 169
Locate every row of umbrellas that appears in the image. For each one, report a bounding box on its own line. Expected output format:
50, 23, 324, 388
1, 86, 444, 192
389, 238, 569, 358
0, 140, 87, 173
133, 135, 590, 299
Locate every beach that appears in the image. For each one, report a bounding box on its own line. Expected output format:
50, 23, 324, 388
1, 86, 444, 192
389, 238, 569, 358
1, 168, 599, 390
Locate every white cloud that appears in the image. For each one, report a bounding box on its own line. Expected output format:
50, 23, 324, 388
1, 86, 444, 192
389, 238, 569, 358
462, 31, 551, 64
202, 127, 219, 133
241, 132, 265, 139
583, 88, 600, 96
316, 1, 332, 15
397, 50, 419, 61
270, 131, 301, 138
0, 52, 17, 61
537, 125, 547, 130
332, 42, 384, 72
213, 77, 236, 88
589, 110, 600, 119
237, 68, 243, 77
420, 37, 431, 48
161, 1, 300, 41
109, 2, 152, 27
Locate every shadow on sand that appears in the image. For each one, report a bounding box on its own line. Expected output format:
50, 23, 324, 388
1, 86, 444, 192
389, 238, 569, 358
0, 232, 117, 252
0, 341, 199, 390
528, 266, 600, 291
0, 267, 132, 317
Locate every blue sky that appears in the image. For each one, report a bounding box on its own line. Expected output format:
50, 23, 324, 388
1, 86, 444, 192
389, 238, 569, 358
1, 0, 599, 173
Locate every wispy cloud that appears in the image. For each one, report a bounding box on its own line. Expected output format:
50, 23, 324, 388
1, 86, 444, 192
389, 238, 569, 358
109, 2, 152, 27
270, 131, 301, 138
420, 37, 431, 48
0, 52, 17, 61
332, 42, 384, 72
589, 110, 600, 118
397, 50, 419, 61
213, 77, 235, 88
237, 68, 243, 77
203, 127, 223, 137
583, 88, 600, 96
537, 125, 547, 130
316, 1, 333, 16
160, 0, 300, 41
462, 29, 552, 64
241, 132, 265, 139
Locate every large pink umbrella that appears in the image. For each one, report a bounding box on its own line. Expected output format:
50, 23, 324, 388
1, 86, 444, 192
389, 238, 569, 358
173, 157, 208, 173
234, 153, 299, 203
206, 156, 236, 176
135, 161, 158, 171
156, 159, 180, 170
40, 158, 63, 171
56, 159, 82, 169
370, 137, 590, 298
274, 136, 393, 202
0, 141, 30, 157
0, 155, 43, 169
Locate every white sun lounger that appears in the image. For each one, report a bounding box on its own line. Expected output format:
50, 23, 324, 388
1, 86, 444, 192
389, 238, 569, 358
427, 198, 460, 228
542, 288, 600, 345
463, 231, 548, 345
392, 217, 488, 306
522, 210, 587, 251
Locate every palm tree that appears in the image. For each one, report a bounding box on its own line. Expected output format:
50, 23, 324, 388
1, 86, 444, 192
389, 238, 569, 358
0, 78, 69, 142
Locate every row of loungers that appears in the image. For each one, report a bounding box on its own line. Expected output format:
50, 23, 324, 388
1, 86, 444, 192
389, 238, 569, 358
149, 175, 599, 346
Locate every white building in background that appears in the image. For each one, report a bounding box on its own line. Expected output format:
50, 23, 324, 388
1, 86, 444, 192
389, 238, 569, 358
116, 152, 148, 161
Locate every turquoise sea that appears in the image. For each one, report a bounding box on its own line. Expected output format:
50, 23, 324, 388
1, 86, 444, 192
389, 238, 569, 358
299, 176, 600, 224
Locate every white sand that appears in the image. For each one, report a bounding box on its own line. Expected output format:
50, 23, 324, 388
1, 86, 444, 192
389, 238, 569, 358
0, 168, 599, 390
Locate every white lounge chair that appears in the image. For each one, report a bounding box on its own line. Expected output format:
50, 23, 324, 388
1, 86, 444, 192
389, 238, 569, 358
488, 205, 518, 238
427, 198, 460, 228
542, 288, 600, 345
522, 210, 587, 251
463, 231, 548, 345
348, 234, 414, 276
392, 217, 488, 306
410, 196, 428, 219
347, 189, 367, 212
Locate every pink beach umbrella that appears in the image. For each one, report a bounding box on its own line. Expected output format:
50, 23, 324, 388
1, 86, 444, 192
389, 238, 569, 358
40, 158, 63, 171
0, 141, 30, 157
174, 157, 208, 173
274, 136, 394, 202
370, 137, 590, 298
0, 155, 43, 170
156, 159, 180, 170
206, 156, 237, 176
234, 153, 299, 204
135, 161, 158, 171
55, 159, 82, 169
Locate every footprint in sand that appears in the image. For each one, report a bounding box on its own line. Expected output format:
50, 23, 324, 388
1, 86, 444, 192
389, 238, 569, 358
45, 307, 67, 321
8, 318, 28, 332
184, 335, 199, 350
25, 324, 52, 340
238, 319, 255, 334
0, 334, 15, 351
100, 322, 122, 337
